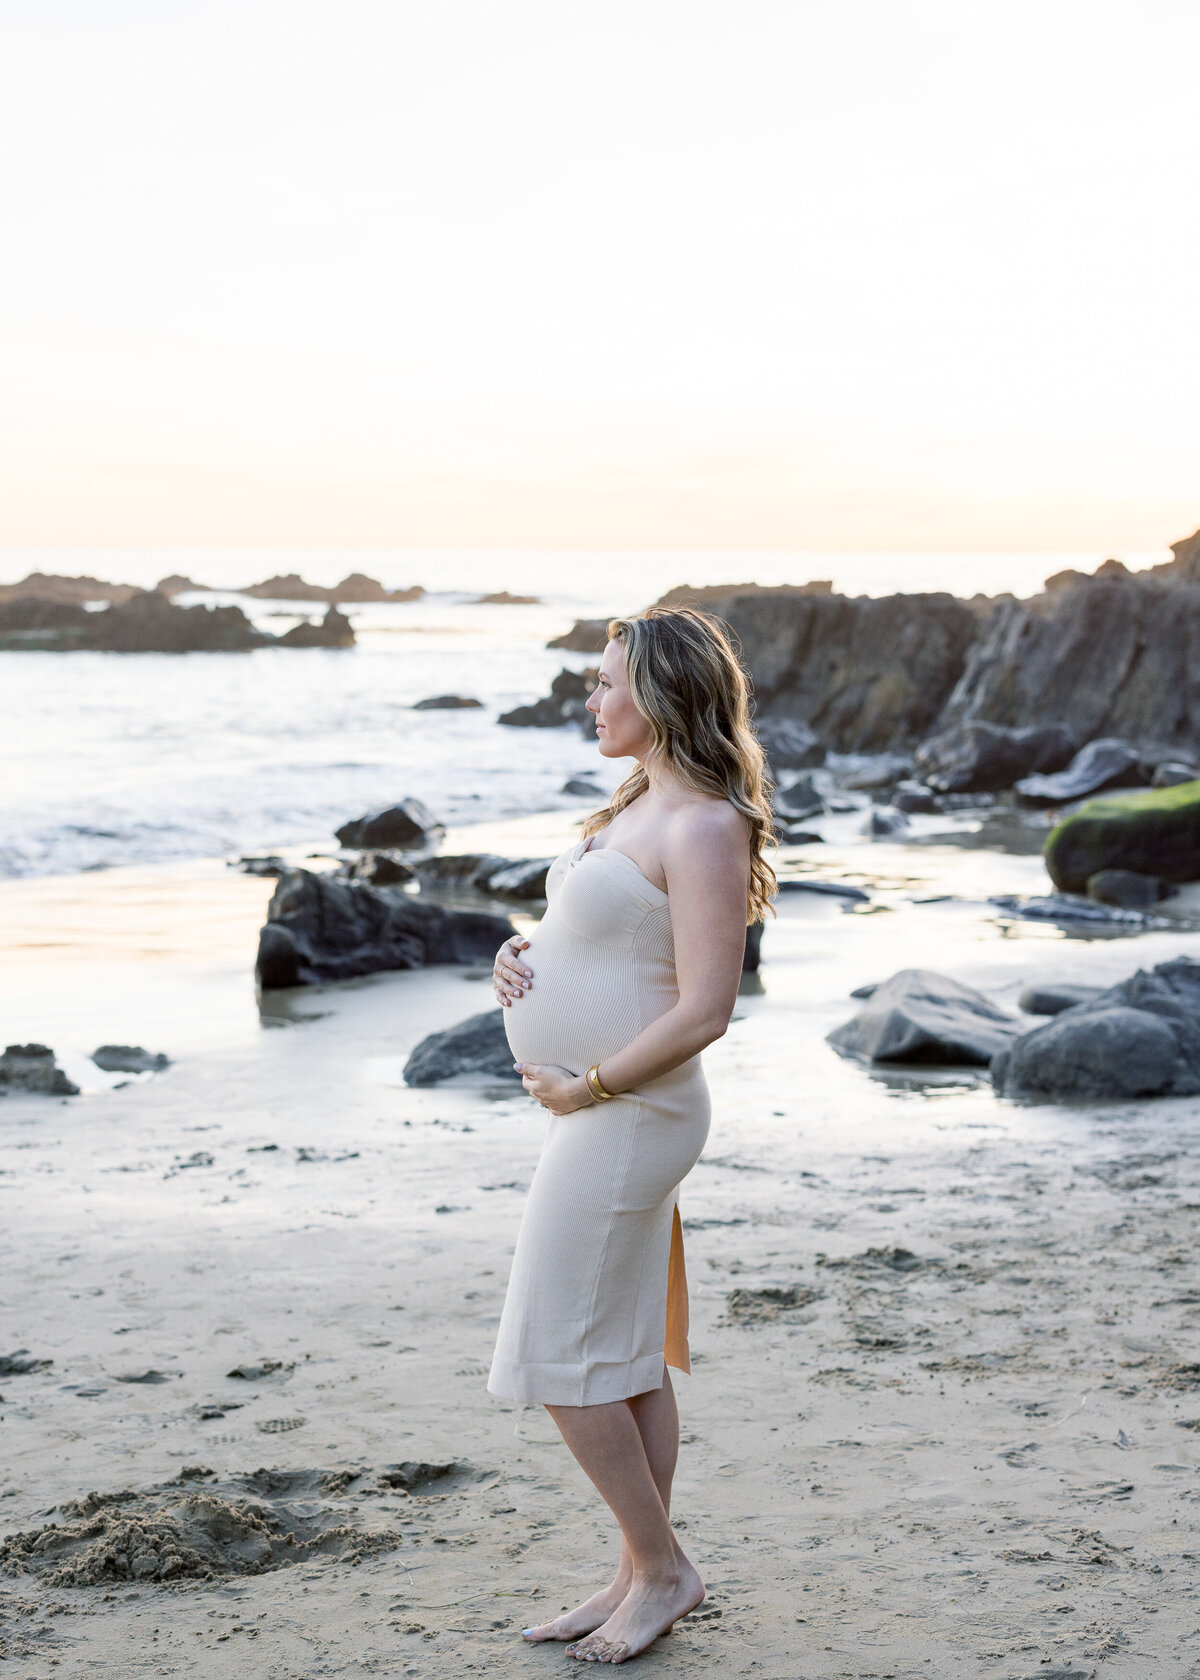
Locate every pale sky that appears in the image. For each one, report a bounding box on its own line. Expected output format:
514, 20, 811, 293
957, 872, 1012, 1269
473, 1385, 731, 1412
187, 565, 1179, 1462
1, 0, 1197, 550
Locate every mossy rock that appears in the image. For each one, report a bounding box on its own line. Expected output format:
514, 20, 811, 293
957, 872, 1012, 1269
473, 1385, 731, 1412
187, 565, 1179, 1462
1045, 780, 1200, 893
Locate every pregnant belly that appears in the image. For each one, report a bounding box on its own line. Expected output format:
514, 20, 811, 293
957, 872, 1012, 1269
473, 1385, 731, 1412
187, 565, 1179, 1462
502, 938, 632, 1070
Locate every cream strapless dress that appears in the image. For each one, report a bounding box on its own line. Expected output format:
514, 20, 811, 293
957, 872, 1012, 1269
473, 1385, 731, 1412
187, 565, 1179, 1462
487, 837, 711, 1407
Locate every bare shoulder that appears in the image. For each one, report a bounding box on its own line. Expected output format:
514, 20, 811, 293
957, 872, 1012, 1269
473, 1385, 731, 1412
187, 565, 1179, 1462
662, 799, 750, 868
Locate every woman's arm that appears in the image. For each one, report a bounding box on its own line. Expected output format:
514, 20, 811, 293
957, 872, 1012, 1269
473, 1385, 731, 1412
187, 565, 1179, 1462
517, 803, 750, 1113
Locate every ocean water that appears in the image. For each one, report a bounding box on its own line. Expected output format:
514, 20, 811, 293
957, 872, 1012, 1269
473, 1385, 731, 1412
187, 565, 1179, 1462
3, 548, 1166, 879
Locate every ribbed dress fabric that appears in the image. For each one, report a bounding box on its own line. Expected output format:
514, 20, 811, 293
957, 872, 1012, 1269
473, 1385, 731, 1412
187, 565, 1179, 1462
487, 838, 711, 1407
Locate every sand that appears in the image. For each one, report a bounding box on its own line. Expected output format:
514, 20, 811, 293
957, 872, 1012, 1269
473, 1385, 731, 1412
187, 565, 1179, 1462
2, 812, 1200, 1677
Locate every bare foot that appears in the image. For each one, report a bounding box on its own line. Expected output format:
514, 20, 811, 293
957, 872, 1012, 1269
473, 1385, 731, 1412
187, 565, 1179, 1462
565, 1561, 704, 1663
521, 1570, 631, 1643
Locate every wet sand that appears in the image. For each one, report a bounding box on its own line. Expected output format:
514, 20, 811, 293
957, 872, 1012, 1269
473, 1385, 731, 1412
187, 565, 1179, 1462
3, 813, 1200, 1677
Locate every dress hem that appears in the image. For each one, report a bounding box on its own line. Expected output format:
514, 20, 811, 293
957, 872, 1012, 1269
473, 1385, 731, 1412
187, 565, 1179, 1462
487, 1349, 680, 1407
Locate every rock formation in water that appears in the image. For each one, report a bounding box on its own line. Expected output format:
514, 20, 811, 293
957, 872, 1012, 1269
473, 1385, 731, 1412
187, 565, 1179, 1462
992, 957, 1200, 1101
1043, 781, 1200, 892
237, 572, 423, 602
276, 606, 356, 648
255, 870, 514, 987
0, 571, 140, 605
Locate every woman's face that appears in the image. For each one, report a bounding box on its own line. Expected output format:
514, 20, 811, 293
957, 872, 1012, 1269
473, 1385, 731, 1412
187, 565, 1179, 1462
587, 640, 654, 761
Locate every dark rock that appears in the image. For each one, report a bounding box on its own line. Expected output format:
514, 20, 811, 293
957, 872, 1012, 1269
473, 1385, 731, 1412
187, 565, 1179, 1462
776, 826, 824, 844
92, 1046, 169, 1073
1018, 983, 1106, 1015
498, 667, 597, 733
0, 591, 270, 652
415, 853, 509, 888
155, 574, 211, 596
708, 589, 979, 752
774, 774, 823, 822
827, 969, 1020, 1065
335, 798, 444, 851
892, 782, 939, 814
477, 590, 539, 605
548, 619, 610, 652
1015, 737, 1147, 805
89, 591, 270, 652
0, 571, 139, 605
1044, 781, 1200, 893
276, 606, 355, 648
561, 775, 602, 797
234, 855, 288, 877
777, 879, 869, 901
340, 851, 416, 887
239, 572, 423, 603
841, 754, 912, 793
412, 694, 483, 710
915, 721, 1077, 794
0, 596, 94, 649
402, 1010, 521, 1085
1087, 869, 1166, 911
481, 859, 551, 900
989, 892, 1156, 927
1153, 761, 1200, 788
864, 808, 909, 838
992, 956, 1200, 1100
849, 981, 879, 998
0, 1044, 79, 1096
413, 854, 551, 900
936, 557, 1200, 754
755, 717, 826, 776
742, 922, 764, 973
255, 870, 514, 987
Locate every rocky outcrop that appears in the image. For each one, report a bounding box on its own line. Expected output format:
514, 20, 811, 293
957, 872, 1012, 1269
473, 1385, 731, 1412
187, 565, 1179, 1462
992, 957, 1200, 1100
237, 573, 423, 603
499, 668, 598, 733
1014, 738, 1146, 804
88, 592, 270, 652
0, 598, 94, 649
412, 694, 483, 710
335, 799, 445, 851
914, 721, 1076, 794
937, 558, 1200, 754
338, 851, 416, 886
704, 589, 978, 753
0, 591, 271, 651
402, 1010, 519, 1085
0, 571, 139, 604
0, 1044, 79, 1096
756, 717, 825, 776
477, 591, 539, 605
827, 969, 1020, 1065
414, 854, 551, 900
255, 870, 514, 987
548, 619, 609, 652
276, 607, 356, 648
1044, 782, 1200, 893
155, 575, 211, 596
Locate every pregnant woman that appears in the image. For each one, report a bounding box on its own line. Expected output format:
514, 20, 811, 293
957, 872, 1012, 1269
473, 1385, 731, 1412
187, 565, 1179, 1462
488, 606, 776, 1664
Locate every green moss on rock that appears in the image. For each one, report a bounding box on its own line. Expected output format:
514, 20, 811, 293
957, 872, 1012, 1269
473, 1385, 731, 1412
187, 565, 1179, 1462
1045, 779, 1200, 893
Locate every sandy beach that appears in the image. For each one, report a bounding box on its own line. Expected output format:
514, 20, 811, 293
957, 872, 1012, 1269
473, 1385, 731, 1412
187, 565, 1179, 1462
3, 809, 1200, 1679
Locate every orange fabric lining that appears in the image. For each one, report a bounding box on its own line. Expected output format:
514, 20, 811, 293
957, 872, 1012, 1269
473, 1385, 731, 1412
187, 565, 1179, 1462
664, 1203, 690, 1373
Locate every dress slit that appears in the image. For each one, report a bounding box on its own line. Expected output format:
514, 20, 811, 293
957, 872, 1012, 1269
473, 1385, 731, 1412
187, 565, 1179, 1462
664, 1203, 691, 1374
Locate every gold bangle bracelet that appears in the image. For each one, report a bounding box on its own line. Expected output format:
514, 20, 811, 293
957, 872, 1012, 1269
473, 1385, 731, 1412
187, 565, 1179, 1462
585, 1064, 615, 1102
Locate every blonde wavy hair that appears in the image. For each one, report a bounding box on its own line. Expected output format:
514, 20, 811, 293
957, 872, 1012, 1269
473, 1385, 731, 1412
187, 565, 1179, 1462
581, 607, 777, 924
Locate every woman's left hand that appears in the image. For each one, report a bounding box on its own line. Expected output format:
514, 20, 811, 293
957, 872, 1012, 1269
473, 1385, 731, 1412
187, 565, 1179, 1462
514, 1062, 592, 1116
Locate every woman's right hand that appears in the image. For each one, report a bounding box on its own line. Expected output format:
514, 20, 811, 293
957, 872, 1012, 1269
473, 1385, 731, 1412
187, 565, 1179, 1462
493, 936, 533, 1007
